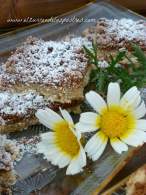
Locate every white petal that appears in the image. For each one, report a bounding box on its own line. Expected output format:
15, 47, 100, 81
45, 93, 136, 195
59, 108, 74, 125
110, 137, 128, 154
79, 112, 99, 122
37, 142, 50, 155
59, 108, 80, 139
121, 86, 139, 102
85, 131, 108, 161
51, 152, 70, 168
37, 132, 55, 152
134, 101, 146, 119
75, 112, 99, 133
80, 146, 87, 168
137, 131, 146, 143
75, 123, 98, 133
80, 112, 99, 125
107, 82, 120, 106
45, 108, 63, 121
135, 130, 146, 142
74, 129, 82, 141
38, 139, 71, 168
92, 140, 107, 161
37, 143, 61, 161
120, 87, 141, 108
85, 91, 107, 114
75, 144, 86, 168
85, 132, 104, 155
134, 95, 141, 108
40, 132, 54, 143
37, 139, 55, 154
37, 133, 64, 158
120, 130, 146, 147
36, 110, 53, 129
136, 119, 146, 131
36, 108, 63, 129
137, 130, 146, 143
66, 146, 86, 175
58, 158, 71, 168
66, 158, 82, 175
46, 147, 61, 157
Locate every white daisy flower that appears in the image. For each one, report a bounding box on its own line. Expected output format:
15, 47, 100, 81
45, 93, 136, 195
76, 82, 146, 161
35, 108, 86, 175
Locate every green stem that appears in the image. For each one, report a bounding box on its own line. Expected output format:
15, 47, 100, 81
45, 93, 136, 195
98, 69, 105, 94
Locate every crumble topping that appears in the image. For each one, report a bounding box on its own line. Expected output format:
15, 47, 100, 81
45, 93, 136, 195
83, 18, 146, 49
0, 135, 19, 171
134, 182, 146, 195
0, 91, 46, 125
1, 37, 90, 88
0, 148, 12, 171
126, 164, 146, 195
16, 136, 40, 161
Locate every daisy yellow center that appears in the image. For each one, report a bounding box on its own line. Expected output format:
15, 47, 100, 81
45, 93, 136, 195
99, 105, 136, 138
54, 121, 80, 158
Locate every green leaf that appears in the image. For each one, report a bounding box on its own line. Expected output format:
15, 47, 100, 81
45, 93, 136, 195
132, 44, 146, 68
92, 41, 97, 55
109, 50, 126, 67
83, 45, 94, 59
83, 42, 146, 96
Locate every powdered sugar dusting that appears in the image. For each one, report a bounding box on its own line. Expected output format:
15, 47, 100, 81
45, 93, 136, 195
1, 37, 89, 88
84, 18, 146, 49
98, 60, 109, 68
15, 136, 40, 161
106, 18, 146, 41
0, 91, 46, 125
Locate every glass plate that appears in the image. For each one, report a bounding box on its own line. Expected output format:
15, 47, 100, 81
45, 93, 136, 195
0, 1, 146, 194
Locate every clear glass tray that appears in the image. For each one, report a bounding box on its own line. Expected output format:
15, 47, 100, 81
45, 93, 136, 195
0, 0, 145, 194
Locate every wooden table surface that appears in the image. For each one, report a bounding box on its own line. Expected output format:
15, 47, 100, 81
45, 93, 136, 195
29, 144, 146, 194
102, 144, 146, 193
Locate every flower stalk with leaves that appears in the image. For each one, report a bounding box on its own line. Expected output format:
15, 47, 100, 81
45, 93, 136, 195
83, 42, 146, 95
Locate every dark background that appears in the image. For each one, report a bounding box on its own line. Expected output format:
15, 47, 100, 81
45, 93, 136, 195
0, 0, 146, 28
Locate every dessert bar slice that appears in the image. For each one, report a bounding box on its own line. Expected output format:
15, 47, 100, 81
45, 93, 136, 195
0, 36, 91, 106
83, 18, 146, 65
83, 18, 146, 50
0, 89, 88, 133
0, 91, 47, 133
